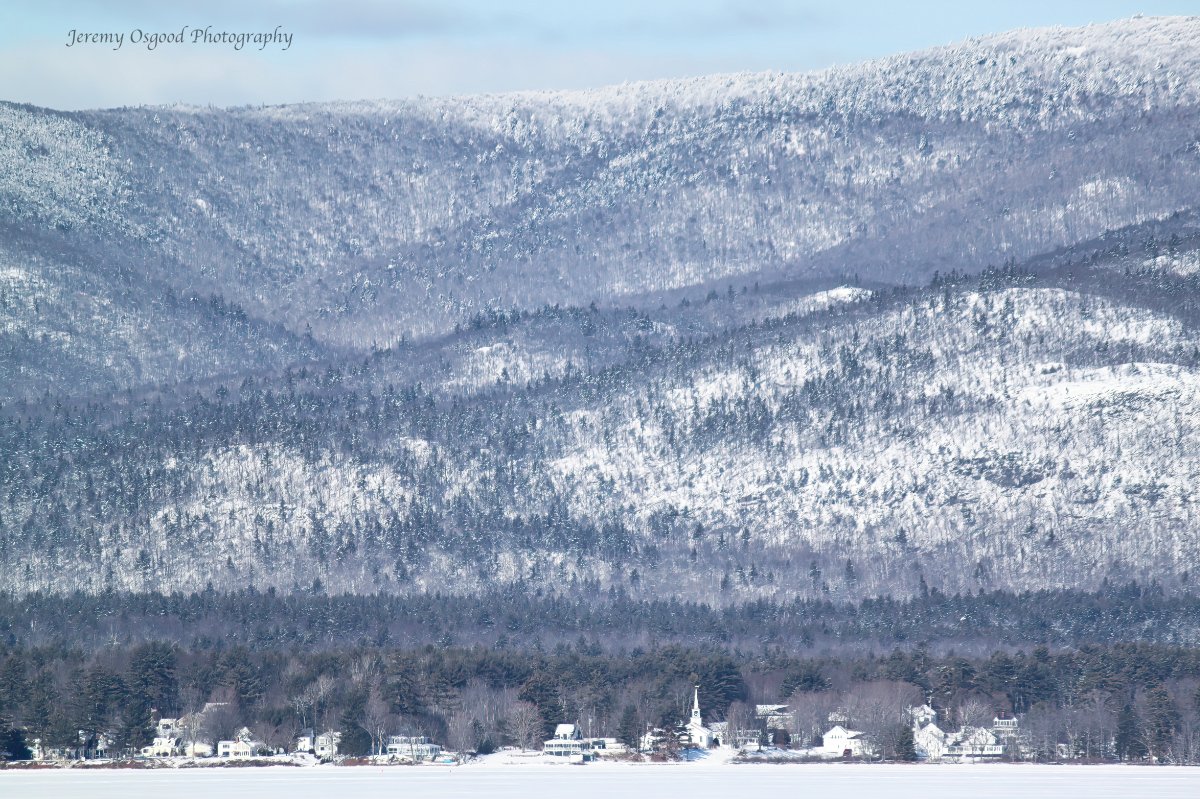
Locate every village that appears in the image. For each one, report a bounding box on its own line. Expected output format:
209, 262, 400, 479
17, 687, 1030, 768
541, 688, 1025, 765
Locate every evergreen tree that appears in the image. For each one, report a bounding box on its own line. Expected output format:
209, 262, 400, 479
0, 658, 28, 724
1144, 685, 1180, 762
697, 657, 747, 717
0, 727, 33, 762
617, 704, 640, 749
24, 671, 62, 749
517, 671, 561, 739
384, 662, 426, 717
780, 663, 829, 697
338, 697, 372, 757
127, 643, 178, 717
1115, 703, 1146, 762
894, 724, 918, 762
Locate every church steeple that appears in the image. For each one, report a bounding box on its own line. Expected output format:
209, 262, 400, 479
686, 684, 712, 749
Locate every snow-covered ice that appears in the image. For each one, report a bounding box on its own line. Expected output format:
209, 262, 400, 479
2, 764, 1198, 799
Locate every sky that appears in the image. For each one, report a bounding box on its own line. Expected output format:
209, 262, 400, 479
0, 1, 1197, 109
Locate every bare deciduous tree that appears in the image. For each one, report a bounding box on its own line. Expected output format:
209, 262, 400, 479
844, 680, 924, 757
955, 695, 994, 730
305, 675, 337, 734
447, 709, 481, 754
252, 720, 290, 753
508, 701, 542, 751
723, 701, 756, 750
289, 693, 314, 733
201, 694, 241, 745
787, 690, 844, 748
361, 688, 393, 756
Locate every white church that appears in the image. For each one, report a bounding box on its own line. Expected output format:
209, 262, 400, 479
684, 685, 715, 748
640, 685, 760, 752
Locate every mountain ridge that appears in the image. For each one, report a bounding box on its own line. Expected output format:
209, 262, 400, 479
3, 17, 1197, 374
2, 17, 1200, 600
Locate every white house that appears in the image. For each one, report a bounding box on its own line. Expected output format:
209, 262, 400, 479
914, 723, 948, 761
914, 720, 1004, 762
155, 718, 181, 738
543, 723, 586, 758
639, 727, 670, 753
183, 740, 213, 758
140, 736, 180, 757
733, 728, 763, 750
992, 716, 1019, 741
756, 704, 791, 732
172, 708, 219, 757
94, 732, 113, 758
314, 731, 340, 759
140, 718, 185, 757
943, 726, 1003, 762
386, 735, 442, 761
218, 739, 266, 758
583, 737, 627, 756
822, 725, 871, 758
218, 728, 266, 759
908, 704, 938, 728
294, 729, 315, 753
295, 729, 340, 758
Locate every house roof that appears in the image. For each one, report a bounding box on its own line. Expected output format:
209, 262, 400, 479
917, 723, 946, 744
824, 725, 865, 739
954, 727, 999, 744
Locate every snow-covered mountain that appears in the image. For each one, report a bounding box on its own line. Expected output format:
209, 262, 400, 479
2, 17, 1200, 599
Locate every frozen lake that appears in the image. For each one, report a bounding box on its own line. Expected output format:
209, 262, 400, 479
2, 763, 1199, 799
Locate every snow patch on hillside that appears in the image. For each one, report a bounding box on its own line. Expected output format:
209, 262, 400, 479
755, 286, 872, 323
1144, 250, 1200, 275
1019, 363, 1200, 409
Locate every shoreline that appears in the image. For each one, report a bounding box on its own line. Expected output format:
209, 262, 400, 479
3, 756, 1195, 770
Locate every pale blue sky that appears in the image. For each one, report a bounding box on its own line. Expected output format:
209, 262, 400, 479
1, 1, 1196, 109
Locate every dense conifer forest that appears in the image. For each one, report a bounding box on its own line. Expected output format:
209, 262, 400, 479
4, 585, 1200, 763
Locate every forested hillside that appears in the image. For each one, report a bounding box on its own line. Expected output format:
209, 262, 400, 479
3, 16, 1200, 399
2, 17, 1200, 601
5, 253, 1200, 598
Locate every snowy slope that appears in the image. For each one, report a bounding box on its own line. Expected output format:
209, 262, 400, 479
6, 258, 1200, 600
2, 17, 1199, 402
2, 18, 1200, 600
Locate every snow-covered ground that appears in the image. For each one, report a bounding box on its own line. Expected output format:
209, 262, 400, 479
3, 763, 1199, 799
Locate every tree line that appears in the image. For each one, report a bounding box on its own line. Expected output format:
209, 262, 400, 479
3, 582, 1200, 654
4, 627, 1200, 763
